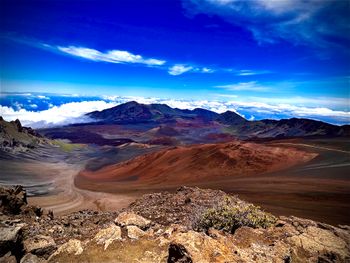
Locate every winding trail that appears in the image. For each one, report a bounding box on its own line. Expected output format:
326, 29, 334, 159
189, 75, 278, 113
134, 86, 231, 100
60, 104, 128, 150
272, 142, 350, 154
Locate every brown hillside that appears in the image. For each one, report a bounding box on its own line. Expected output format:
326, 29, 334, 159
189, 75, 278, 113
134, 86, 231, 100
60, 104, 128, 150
79, 141, 316, 185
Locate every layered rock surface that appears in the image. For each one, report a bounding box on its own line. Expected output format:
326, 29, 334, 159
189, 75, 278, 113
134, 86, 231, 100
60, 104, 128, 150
0, 185, 349, 262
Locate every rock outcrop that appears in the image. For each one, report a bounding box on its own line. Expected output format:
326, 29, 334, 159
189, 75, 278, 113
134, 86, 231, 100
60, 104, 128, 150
0, 185, 349, 262
0, 118, 47, 152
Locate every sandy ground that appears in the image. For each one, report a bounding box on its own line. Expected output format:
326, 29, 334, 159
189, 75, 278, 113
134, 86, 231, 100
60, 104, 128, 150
27, 162, 138, 215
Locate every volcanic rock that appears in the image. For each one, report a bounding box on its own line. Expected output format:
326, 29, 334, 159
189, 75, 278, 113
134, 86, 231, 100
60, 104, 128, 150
126, 225, 145, 240
20, 253, 46, 263
0, 223, 25, 258
23, 235, 56, 259
115, 212, 151, 230
93, 224, 121, 249
0, 252, 17, 263
48, 239, 83, 261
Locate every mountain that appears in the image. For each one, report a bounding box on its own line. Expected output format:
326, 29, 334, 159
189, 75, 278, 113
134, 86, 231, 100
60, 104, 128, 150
0, 117, 47, 152
216, 110, 247, 125
85, 101, 349, 139
86, 101, 241, 124
236, 118, 350, 139
86, 101, 197, 124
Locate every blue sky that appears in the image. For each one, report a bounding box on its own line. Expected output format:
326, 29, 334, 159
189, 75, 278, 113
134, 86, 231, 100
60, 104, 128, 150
0, 0, 349, 125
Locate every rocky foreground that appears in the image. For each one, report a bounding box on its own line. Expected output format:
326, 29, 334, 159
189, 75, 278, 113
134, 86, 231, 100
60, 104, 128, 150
0, 186, 349, 263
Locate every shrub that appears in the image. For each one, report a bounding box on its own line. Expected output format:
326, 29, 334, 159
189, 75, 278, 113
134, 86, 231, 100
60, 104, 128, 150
194, 196, 276, 233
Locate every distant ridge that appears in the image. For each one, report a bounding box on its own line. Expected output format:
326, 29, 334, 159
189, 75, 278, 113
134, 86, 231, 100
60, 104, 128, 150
85, 101, 349, 139
86, 101, 245, 124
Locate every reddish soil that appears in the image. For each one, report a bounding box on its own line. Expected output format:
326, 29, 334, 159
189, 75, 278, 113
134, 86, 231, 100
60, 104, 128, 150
78, 141, 316, 186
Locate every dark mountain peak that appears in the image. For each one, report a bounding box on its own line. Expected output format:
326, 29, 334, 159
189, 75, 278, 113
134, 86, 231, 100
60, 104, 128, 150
217, 110, 247, 125
120, 100, 142, 107
192, 108, 220, 120
86, 101, 152, 123
86, 101, 223, 124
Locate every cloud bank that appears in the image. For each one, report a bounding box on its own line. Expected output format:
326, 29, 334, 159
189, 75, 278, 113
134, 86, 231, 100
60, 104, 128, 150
1, 100, 118, 128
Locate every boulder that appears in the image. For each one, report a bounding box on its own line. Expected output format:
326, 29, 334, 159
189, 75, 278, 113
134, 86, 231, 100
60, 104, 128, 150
288, 225, 350, 261
0, 186, 27, 215
20, 253, 46, 263
93, 225, 121, 250
0, 224, 25, 257
23, 235, 56, 259
126, 225, 145, 240
115, 212, 151, 229
0, 186, 42, 217
167, 243, 192, 263
48, 239, 83, 261
0, 252, 17, 263
169, 229, 238, 262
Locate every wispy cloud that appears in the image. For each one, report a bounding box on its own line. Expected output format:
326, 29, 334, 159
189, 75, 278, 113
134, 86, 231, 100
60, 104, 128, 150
57, 46, 219, 76
168, 64, 194, 75
183, 0, 350, 50
168, 65, 216, 75
215, 81, 271, 92
57, 46, 166, 66
7, 37, 271, 77
200, 67, 215, 73
235, 70, 272, 76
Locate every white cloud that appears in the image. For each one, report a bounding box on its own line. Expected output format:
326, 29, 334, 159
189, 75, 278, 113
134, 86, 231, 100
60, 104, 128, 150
57, 46, 219, 76
200, 67, 215, 73
37, 95, 49, 99
216, 81, 270, 91
57, 46, 166, 66
29, 104, 38, 109
236, 70, 271, 76
168, 64, 194, 75
183, 0, 350, 48
1, 100, 118, 128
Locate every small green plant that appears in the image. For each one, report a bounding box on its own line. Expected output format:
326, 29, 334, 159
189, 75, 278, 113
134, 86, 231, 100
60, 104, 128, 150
195, 196, 276, 233
53, 140, 84, 152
